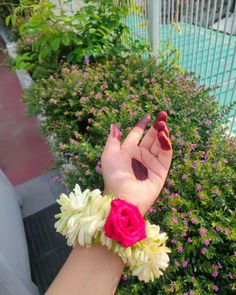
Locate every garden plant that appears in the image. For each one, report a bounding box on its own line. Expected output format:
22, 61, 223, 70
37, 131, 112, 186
2, 0, 236, 294
24, 56, 236, 294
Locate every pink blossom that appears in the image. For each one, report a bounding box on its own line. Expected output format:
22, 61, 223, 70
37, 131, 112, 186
175, 261, 180, 267
212, 272, 218, 278
212, 263, 223, 270
148, 207, 154, 213
187, 237, 192, 243
196, 184, 203, 191
212, 189, 220, 195
225, 228, 230, 235
172, 217, 179, 223
204, 239, 210, 246
166, 178, 173, 187
70, 139, 76, 145
164, 188, 169, 194
200, 248, 207, 254
191, 218, 198, 224
184, 220, 189, 228
183, 260, 188, 268
199, 228, 208, 237
79, 96, 89, 104
198, 193, 204, 200
95, 165, 102, 174
182, 174, 187, 180
59, 143, 66, 150
227, 272, 233, 279
74, 131, 80, 138
177, 245, 184, 253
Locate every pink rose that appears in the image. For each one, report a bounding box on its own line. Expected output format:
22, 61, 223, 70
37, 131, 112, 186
104, 198, 146, 247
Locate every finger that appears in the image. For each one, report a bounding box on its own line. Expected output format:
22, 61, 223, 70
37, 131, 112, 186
158, 131, 172, 151
102, 124, 121, 156
156, 134, 172, 171
139, 125, 156, 150
122, 115, 151, 147
156, 121, 169, 137
140, 147, 168, 181
139, 111, 168, 150
153, 111, 168, 127
150, 138, 161, 157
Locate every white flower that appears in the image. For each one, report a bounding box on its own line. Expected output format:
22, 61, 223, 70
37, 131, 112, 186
55, 184, 171, 282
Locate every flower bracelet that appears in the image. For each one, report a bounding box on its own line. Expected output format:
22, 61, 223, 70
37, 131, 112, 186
55, 184, 171, 282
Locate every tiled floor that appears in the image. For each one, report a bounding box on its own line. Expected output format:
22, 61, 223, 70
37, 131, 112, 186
0, 39, 53, 185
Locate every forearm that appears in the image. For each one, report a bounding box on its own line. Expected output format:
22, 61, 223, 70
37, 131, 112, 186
45, 244, 125, 295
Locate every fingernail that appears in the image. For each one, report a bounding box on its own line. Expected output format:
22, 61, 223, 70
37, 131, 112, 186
136, 115, 151, 129
158, 131, 171, 150
157, 111, 168, 122
111, 124, 120, 138
157, 121, 169, 137
153, 111, 168, 130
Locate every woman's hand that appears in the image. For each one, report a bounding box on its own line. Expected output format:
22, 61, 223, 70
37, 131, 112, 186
101, 112, 172, 215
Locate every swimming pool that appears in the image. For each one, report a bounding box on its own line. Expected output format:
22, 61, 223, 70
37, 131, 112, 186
126, 15, 236, 134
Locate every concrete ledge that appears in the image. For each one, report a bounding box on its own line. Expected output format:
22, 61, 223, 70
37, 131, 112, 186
15, 170, 67, 218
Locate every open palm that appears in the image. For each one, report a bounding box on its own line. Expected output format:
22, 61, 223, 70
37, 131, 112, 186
101, 112, 172, 215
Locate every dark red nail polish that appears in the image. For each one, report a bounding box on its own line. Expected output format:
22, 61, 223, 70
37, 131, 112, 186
157, 121, 169, 137
136, 115, 151, 129
157, 111, 167, 123
158, 131, 171, 150
153, 111, 168, 130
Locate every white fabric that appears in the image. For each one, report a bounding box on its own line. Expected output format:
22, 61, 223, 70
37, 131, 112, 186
0, 170, 38, 295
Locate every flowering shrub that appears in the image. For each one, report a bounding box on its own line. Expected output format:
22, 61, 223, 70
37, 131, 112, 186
23, 56, 236, 294
10, 0, 149, 79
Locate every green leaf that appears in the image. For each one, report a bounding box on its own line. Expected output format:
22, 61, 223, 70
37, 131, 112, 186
88, 28, 96, 34
11, 15, 16, 26
51, 38, 61, 51
62, 36, 70, 46
5, 15, 11, 26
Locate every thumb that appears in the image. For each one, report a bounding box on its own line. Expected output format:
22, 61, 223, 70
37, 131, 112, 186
102, 124, 122, 156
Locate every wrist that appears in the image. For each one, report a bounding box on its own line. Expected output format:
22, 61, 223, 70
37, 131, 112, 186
103, 188, 148, 216
55, 184, 171, 282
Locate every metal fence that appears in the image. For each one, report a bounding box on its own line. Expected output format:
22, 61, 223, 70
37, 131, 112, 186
51, 0, 236, 134
123, 0, 236, 135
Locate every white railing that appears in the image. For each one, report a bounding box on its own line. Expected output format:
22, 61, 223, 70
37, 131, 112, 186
49, 0, 236, 134
125, 0, 236, 135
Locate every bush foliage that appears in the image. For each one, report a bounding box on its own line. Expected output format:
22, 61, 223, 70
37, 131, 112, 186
8, 0, 149, 79
24, 56, 236, 294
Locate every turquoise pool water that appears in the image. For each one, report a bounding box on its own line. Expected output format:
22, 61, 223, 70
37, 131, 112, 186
126, 15, 236, 134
